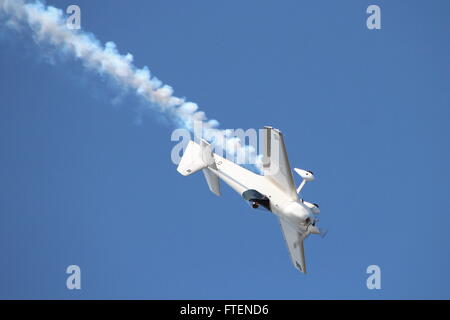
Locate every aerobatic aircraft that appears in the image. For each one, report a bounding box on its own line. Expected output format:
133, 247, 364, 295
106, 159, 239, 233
177, 126, 324, 273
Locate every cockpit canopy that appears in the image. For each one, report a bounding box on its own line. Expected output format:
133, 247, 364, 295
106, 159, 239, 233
242, 189, 271, 211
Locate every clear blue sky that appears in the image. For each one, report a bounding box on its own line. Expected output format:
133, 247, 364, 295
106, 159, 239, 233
0, 0, 449, 299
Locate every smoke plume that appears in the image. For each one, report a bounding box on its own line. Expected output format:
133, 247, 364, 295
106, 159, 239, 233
0, 0, 261, 166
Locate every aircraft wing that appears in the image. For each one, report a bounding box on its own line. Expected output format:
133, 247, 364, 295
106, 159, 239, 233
279, 217, 307, 273
262, 127, 298, 200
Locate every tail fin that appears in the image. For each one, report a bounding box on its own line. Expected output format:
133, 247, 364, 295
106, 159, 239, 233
177, 140, 221, 196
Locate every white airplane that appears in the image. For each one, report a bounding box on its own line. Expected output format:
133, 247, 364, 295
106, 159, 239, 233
176, 126, 324, 273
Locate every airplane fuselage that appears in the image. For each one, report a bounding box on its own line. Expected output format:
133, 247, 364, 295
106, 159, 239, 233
210, 153, 315, 233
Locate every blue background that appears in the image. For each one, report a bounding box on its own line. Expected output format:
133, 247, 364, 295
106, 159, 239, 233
0, 0, 449, 299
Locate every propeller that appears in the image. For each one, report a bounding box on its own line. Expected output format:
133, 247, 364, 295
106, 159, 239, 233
294, 168, 326, 237
318, 227, 328, 239
308, 219, 328, 238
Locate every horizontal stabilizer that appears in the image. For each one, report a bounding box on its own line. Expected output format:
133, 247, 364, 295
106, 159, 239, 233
202, 168, 220, 196
177, 140, 205, 176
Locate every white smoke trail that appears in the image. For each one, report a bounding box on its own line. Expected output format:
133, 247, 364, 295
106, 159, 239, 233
0, 0, 261, 167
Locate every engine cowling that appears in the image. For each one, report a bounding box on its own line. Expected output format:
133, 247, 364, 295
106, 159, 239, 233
303, 201, 320, 214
